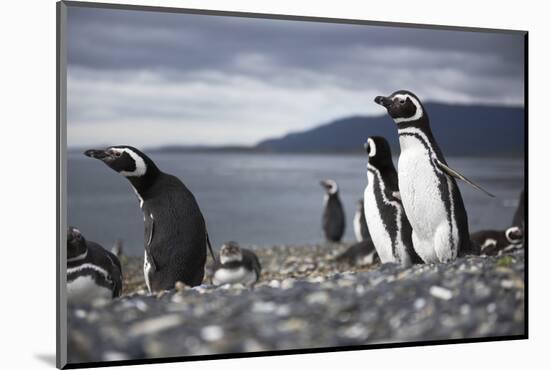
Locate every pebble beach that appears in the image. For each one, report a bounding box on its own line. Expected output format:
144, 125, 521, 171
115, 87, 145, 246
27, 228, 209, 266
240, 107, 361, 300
67, 243, 525, 364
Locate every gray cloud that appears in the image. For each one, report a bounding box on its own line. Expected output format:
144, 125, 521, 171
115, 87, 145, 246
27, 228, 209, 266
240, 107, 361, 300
66, 5, 525, 147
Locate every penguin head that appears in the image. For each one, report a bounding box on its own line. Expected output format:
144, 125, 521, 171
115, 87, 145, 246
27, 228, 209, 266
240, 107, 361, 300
67, 226, 87, 259
219, 241, 243, 264
364, 136, 393, 168
505, 226, 523, 244
84, 145, 157, 178
374, 90, 425, 124
320, 179, 339, 195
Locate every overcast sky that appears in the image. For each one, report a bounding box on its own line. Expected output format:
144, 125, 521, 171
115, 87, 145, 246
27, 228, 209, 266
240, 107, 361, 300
67, 6, 525, 147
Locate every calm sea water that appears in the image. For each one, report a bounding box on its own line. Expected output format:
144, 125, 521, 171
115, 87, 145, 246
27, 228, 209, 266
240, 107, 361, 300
68, 153, 524, 256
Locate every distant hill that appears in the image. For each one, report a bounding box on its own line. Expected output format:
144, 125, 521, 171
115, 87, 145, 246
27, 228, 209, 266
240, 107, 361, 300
256, 103, 525, 156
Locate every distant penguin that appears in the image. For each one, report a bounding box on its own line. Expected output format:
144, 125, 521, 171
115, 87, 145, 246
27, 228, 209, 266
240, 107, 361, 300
353, 198, 370, 242
84, 146, 216, 292
320, 179, 345, 242
111, 239, 124, 259
471, 226, 523, 256
67, 226, 122, 304
212, 241, 261, 287
512, 190, 525, 231
334, 239, 379, 267
375, 90, 493, 263
363, 136, 422, 266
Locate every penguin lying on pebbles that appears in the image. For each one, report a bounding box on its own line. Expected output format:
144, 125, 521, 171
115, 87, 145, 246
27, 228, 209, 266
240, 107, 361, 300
471, 226, 523, 256
320, 179, 345, 242
375, 90, 493, 263
212, 241, 261, 287
67, 226, 122, 304
334, 240, 380, 267
363, 136, 423, 266
353, 198, 370, 242
84, 145, 216, 292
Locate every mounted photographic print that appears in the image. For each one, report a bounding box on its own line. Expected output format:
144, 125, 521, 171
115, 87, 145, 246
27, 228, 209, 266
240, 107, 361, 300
56, 1, 527, 368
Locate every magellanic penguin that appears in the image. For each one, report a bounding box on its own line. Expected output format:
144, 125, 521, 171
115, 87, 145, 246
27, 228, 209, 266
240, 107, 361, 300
212, 241, 262, 287
320, 179, 345, 242
84, 146, 216, 292
471, 226, 523, 256
353, 198, 370, 242
374, 90, 494, 263
334, 239, 379, 267
363, 136, 422, 266
67, 226, 122, 304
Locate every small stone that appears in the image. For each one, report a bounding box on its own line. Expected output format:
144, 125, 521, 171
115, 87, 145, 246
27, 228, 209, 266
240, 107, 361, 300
306, 291, 329, 305
201, 325, 224, 342
414, 298, 426, 310
252, 301, 277, 313
429, 286, 453, 300
268, 280, 281, 288
129, 314, 182, 337
487, 303, 497, 313
500, 280, 514, 289
74, 309, 87, 319
175, 281, 188, 292
102, 351, 130, 362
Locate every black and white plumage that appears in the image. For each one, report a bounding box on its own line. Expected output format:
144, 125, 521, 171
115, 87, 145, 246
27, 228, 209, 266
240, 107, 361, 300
334, 239, 379, 267
363, 136, 422, 266
212, 241, 261, 287
67, 227, 122, 304
353, 198, 370, 242
375, 90, 492, 263
84, 146, 215, 292
320, 179, 345, 242
471, 226, 523, 256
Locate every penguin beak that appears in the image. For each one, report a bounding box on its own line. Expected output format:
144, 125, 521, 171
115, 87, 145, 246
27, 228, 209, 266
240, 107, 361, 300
84, 149, 110, 160
363, 142, 370, 153
374, 96, 392, 108
320, 180, 329, 190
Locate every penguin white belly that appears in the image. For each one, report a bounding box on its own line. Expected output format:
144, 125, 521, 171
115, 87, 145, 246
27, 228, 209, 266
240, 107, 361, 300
67, 276, 112, 304
364, 178, 395, 263
398, 139, 452, 263
213, 267, 256, 286
353, 212, 363, 242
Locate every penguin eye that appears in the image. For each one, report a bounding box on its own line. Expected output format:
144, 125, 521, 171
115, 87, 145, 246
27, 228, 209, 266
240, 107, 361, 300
114, 152, 121, 157
399, 99, 405, 105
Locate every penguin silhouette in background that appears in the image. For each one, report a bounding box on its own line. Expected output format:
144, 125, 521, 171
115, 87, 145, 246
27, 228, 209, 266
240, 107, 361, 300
320, 179, 345, 242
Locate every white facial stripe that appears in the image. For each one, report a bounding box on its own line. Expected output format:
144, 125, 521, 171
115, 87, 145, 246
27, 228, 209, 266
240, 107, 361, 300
68, 249, 88, 263
111, 148, 147, 177
325, 179, 338, 194
392, 93, 424, 123
367, 138, 377, 158
505, 227, 522, 244
481, 238, 497, 250
67, 263, 109, 279
220, 253, 243, 264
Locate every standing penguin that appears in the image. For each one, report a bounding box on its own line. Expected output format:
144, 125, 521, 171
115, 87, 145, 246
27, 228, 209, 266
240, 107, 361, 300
363, 136, 422, 266
67, 226, 122, 304
84, 146, 215, 292
353, 198, 370, 242
374, 90, 493, 263
320, 179, 345, 242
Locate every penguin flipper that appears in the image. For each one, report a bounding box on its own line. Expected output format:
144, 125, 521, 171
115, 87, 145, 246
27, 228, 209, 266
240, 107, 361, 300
435, 159, 495, 197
